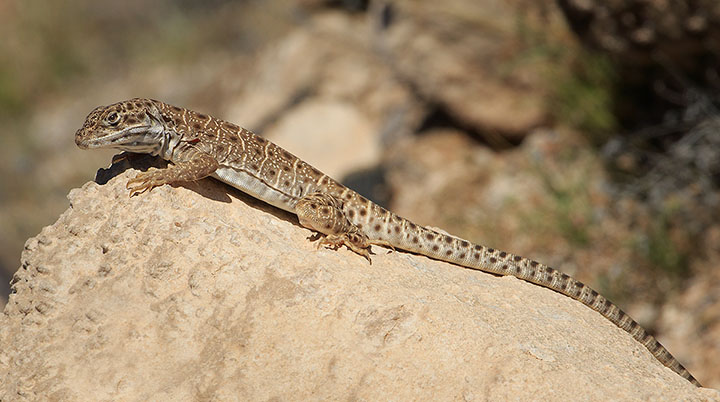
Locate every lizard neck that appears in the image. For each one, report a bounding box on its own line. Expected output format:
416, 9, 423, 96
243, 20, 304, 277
157, 127, 183, 161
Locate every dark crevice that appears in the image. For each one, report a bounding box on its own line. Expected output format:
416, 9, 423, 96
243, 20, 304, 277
0, 268, 9, 305
250, 87, 313, 134
416, 103, 525, 150
378, 2, 394, 29
341, 165, 392, 209
310, 0, 369, 13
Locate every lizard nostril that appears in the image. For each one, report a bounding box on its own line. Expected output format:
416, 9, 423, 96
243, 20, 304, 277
74, 130, 87, 148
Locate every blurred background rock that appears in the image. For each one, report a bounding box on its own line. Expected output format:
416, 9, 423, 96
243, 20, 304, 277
0, 0, 718, 387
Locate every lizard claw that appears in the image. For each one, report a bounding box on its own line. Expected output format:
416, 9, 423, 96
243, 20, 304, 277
370, 239, 396, 253
318, 235, 343, 250
126, 169, 165, 197
317, 234, 372, 264
111, 153, 129, 165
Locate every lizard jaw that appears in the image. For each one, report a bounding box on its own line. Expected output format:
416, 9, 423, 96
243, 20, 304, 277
75, 125, 155, 151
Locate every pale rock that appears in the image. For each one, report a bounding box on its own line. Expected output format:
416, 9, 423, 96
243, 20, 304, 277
224, 13, 424, 180
266, 100, 380, 179
1, 170, 716, 401
376, 0, 552, 137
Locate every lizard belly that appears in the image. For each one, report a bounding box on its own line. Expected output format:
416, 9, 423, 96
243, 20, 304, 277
212, 167, 296, 213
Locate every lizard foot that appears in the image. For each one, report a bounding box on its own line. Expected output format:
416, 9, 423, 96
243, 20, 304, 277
296, 192, 374, 263
126, 168, 170, 197
318, 234, 372, 263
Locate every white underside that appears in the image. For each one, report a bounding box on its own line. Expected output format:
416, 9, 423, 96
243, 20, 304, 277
212, 167, 296, 213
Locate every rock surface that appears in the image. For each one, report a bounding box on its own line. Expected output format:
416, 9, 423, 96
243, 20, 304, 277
1, 168, 717, 401
224, 14, 424, 180
376, 0, 554, 137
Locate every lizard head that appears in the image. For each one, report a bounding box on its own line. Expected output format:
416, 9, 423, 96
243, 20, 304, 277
75, 98, 166, 154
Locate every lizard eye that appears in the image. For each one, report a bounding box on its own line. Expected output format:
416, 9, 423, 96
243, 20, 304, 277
107, 112, 121, 125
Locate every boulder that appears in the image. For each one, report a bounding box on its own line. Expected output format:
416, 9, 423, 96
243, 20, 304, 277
1, 167, 716, 400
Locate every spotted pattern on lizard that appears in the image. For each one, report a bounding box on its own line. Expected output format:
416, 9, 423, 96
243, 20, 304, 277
74, 98, 701, 387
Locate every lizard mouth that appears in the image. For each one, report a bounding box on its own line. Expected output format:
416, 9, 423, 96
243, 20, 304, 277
75, 125, 152, 149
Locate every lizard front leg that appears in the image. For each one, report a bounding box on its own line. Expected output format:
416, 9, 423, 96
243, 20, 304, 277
295, 192, 372, 262
126, 151, 219, 197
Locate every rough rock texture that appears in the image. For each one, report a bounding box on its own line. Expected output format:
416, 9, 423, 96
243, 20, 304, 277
1, 167, 717, 401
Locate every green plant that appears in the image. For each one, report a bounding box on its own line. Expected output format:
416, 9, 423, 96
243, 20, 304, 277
551, 51, 617, 139
533, 157, 594, 247
642, 209, 690, 277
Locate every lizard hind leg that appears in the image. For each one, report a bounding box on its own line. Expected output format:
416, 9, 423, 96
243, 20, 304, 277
295, 192, 372, 262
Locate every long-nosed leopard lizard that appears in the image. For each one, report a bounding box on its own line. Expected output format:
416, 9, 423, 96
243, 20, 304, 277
75, 98, 701, 386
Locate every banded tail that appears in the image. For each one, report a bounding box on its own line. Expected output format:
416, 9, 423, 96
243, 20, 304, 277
364, 208, 700, 386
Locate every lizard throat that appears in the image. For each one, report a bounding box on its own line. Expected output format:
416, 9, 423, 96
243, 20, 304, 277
157, 129, 184, 161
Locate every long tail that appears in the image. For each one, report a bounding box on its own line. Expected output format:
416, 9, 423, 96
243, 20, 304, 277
379, 215, 701, 386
